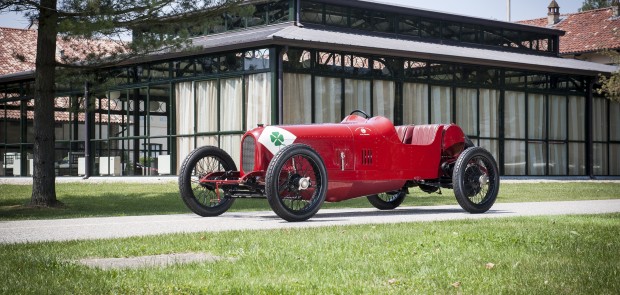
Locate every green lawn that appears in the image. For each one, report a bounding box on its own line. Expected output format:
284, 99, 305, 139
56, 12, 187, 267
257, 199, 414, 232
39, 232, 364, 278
0, 214, 618, 294
1, 182, 619, 220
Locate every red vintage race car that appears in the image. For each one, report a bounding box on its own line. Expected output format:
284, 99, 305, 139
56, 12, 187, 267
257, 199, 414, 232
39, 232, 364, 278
178, 110, 499, 222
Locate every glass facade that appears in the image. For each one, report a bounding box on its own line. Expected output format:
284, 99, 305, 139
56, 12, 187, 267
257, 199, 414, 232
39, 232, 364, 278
280, 47, 619, 176
0, 0, 617, 177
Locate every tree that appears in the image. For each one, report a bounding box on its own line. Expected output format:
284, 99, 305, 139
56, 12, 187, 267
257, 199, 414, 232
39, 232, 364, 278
579, 0, 612, 11
597, 51, 620, 102
0, 0, 243, 207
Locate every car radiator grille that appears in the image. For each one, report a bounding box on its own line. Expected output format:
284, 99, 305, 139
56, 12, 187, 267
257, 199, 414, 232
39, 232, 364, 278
242, 136, 255, 172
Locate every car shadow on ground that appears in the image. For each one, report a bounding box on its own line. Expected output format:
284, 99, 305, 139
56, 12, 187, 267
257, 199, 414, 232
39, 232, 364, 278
257, 207, 513, 222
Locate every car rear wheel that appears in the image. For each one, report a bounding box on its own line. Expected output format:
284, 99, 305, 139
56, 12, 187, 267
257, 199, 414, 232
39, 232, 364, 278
367, 190, 406, 210
178, 146, 236, 217
452, 147, 499, 213
265, 144, 327, 222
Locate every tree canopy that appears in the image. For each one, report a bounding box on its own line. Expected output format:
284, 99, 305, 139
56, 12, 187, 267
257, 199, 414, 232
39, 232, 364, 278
579, 0, 612, 11
0, 0, 243, 206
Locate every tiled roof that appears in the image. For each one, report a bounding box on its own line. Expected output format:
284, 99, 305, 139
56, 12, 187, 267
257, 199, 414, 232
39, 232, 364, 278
0, 27, 126, 76
518, 7, 620, 54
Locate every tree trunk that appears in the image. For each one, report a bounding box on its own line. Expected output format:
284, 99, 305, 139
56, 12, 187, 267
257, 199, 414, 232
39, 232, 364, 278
30, 0, 59, 207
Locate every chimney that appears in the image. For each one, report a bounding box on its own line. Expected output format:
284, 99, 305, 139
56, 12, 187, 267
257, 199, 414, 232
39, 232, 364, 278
547, 0, 560, 25
613, 0, 619, 18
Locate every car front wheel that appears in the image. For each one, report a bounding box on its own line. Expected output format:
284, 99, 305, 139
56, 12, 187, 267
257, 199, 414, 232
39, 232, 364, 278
265, 144, 327, 222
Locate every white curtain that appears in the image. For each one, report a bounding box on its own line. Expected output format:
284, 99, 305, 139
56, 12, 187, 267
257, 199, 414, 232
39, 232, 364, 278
344, 79, 371, 114
568, 96, 585, 141
528, 142, 546, 175
455, 88, 477, 136
478, 139, 499, 163
593, 143, 608, 175
373, 80, 395, 121
610, 144, 619, 175
568, 143, 585, 176
283, 73, 312, 124
403, 83, 428, 125
504, 140, 525, 175
196, 80, 217, 133
549, 143, 566, 175
220, 77, 243, 131
593, 98, 608, 142
175, 82, 195, 172
479, 89, 499, 138
431, 86, 451, 124
609, 100, 620, 141
220, 135, 242, 168
504, 91, 525, 139
315, 76, 342, 123
528, 93, 546, 140
549, 95, 567, 140
246, 73, 272, 130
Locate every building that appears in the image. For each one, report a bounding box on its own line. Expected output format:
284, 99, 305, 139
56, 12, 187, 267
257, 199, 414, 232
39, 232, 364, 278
519, 0, 620, 65
1, 0, 618, 178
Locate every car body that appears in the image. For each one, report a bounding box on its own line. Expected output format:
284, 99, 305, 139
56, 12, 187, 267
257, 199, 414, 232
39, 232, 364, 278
178, 110, 499, 221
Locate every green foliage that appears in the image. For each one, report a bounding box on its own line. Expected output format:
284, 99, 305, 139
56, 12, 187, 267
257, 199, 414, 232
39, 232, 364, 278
0, 214, 618, 293
597, 51, 620, 102
579, 0, 613, 11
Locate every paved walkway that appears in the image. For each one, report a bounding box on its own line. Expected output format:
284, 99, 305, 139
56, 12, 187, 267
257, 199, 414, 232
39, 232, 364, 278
2, 199, 620, 244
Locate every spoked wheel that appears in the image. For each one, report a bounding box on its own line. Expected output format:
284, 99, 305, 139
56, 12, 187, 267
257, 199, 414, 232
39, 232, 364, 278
178, 146, 237, 217
367, 190, 406, 210
452, 147, 499, 213
265, 144, 327, 222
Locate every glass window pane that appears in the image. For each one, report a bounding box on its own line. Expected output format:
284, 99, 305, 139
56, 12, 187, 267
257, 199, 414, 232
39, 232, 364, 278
220, 78, 243, 131
568, 143, 586, 176
431, 86, 451, 124
479, 89, 499, 138
528, 93, 546, 140
195, 80, 218, 133
344, 79, 371, 115
610, 101, 620, 141
315, 76, 342, 123
220, 134, 242, 168
478, 139, 499, 164
549, 95, 567, 140
593, 98, 608, 142
373, 80, 395, 120
283, 73, 312, 124
245, 73, 272, 130
504, 140, 526, 175
505, 91, 525, 139
455, 88, 477, 136
403, 83, 428, 125
569, 96, 585, 141
593, 143, 608, 175
549, 143, 567, 175
528, 142, 546, 175
325, 5, 348, 27
610, 144, 620, 175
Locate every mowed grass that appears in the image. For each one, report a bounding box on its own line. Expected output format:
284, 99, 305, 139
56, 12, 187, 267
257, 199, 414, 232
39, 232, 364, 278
0, 214, 618, 294
1, 182, 619, 220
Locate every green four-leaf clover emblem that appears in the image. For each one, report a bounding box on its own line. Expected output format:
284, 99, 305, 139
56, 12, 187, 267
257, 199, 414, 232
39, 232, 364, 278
270, 132, 285, 146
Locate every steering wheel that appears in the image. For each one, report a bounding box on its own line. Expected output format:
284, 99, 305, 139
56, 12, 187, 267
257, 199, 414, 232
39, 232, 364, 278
349, 109, 370, 119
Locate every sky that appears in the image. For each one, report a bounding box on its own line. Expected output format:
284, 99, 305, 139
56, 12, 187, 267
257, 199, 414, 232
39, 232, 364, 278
0, 0, 584, 29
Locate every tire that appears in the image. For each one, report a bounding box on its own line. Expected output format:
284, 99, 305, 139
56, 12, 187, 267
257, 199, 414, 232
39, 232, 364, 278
265, 144, 327, 222
367, 190, 406, 210
452, 147, 499, 213
178, 146, 237, 217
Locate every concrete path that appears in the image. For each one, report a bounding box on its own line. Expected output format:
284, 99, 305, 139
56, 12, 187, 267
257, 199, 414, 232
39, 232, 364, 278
2, 199, 620, 244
